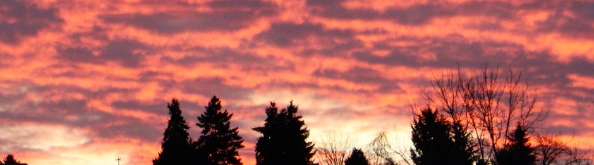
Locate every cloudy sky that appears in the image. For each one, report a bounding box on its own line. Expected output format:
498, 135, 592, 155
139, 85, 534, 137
1, 0, 594, 164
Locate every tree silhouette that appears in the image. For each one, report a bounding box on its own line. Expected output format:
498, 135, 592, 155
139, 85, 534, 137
367, 132, 405, 165
253, 102, 281, 165
253, 101, 316, 165
450, 121, 475, 165
195, 96, 244, 165
153, 98, 194, 165
422, 66, 547, 163
410, 107, 473, 165
496, 124, 536, 165
1, 155, 26, 165
345, 148, 369, 165
316, 132, 354, 165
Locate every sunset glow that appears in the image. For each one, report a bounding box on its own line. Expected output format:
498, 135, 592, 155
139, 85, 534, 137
1, 0, 594, 164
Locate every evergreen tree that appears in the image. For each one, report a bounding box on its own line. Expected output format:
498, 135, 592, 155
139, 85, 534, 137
345, 148, 369, 165
410, 107, 473, 165
2, 155, 26, 165
195, 96, 244, 165
154, 98, 194, 165
253, 102, 281, 165
496, 124, 536, 165
253, 101, 316, 165
451, 121, 475, 165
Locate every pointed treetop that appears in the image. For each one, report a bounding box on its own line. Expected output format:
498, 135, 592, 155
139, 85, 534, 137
3, 154, 25, 165
207, 95, 222, 109
168, 98, 181, 115
196, 95, 244, 165
153, 98, 192, 165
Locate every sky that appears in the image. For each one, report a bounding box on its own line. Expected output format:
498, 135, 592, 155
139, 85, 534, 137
1, 0, 594, 164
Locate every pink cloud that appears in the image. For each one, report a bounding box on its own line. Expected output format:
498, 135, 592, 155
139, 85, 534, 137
0, 0, 593, 164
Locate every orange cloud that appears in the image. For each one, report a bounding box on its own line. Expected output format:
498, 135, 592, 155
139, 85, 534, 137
1, 0, 593, 164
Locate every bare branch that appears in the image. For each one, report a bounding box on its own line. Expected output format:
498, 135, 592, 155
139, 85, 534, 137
315, 131, 354, 165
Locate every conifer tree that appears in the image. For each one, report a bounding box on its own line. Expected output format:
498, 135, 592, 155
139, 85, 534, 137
410, 107, 473, 165
2, 155, 26, 165
496, 124, 536, 165
253, 101, 316, 165
253, 102, 282, 165
153, 98, 194, 165
195, 96, 244, 165
451, 121, 475, 165
345, 148, 369, 165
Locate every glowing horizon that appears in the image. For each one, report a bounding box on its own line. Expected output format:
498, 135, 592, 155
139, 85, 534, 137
1, 0, 593, 164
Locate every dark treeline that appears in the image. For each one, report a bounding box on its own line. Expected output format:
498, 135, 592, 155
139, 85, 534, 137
405, 66, 592, 165
154, 96, 315, 165
317, 66, 592, 165
0, 155, 27, 165
154, 96, 248, 165
154, 67, 592, 165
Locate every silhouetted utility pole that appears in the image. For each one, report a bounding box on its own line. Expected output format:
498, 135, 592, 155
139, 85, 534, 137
116, 157, 121, 165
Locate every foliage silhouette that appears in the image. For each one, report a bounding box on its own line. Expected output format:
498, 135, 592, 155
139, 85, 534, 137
195, 96, 244, 165
450, 120, 475, 165
1, 155, 27, 165
345, 148, 369, 165
496, 124, 536, 165
410, 107, 474, 165
253, 101, 316, 165
153, 98, 194, 165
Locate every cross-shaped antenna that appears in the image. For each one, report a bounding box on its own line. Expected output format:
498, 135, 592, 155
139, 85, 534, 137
116, 157, 122, 165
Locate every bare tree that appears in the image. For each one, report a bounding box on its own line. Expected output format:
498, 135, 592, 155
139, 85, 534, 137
535, 134, 593, 165
366, 132, 411, 165
422, 65, 547, 163
536, 135, 567, 165
564, 147, 592, 165
316, 132, 355, 165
